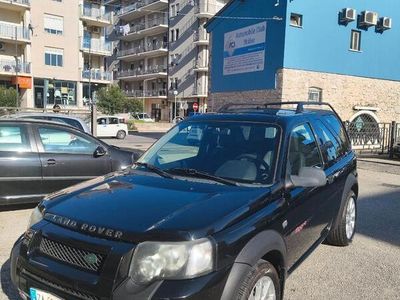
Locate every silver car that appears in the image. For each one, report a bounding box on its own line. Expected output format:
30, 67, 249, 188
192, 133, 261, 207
5, 113, 90, 133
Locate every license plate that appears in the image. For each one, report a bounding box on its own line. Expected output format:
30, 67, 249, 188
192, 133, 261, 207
29, 288, 63, 300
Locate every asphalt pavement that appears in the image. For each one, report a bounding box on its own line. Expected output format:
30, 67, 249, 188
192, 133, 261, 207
0, 134, 399, 299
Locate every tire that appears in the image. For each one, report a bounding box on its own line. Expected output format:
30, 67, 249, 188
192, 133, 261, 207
326, 190, 357, 246
236, 260, 281, 300
116, 130, 126, 139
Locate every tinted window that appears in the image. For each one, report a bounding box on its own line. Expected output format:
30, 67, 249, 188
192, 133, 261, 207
50, 117, 84, 131
0, 125, 30, 152
39, 127, 97, 154
287, 124, 322, 176
314, 121, 343, 166
323, 115, 350, 151
97, 118, 107, 125
109, 118, 119, 125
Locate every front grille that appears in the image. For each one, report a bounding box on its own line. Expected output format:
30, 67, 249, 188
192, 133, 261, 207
39, 237, 104, 272
22, 269, 99, 300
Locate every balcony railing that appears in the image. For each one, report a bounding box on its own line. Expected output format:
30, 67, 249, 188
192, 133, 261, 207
80, 5, 112, 22
0, 0, 30, 5
124, 89, 167, 97
0, 22, 30, 40
118, 41, 167, 57
82, 69, 112, 81
118, 0, 164, 16
121, 15, 167, 36
194, 0, 224, 16
81, 38, 112, 54
0, 60, 31, 74
118, 64, 167, 78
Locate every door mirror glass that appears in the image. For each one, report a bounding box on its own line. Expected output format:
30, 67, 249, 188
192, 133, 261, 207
290, 167, 327, 188
94, 146, 107, 158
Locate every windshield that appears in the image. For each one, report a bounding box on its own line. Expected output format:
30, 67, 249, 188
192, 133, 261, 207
138, 121, 280, 185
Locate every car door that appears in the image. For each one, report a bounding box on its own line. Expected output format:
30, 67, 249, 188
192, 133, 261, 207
0, 123, 44, 205
283, 123, 329, 268
96, 117, 109, 137
34, 124, 112, 194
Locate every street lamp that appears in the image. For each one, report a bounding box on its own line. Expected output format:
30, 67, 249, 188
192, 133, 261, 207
173, 90, 178, 121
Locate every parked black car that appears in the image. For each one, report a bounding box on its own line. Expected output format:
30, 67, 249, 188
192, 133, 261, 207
0, 119, 142, 206
11, 102, 358, 300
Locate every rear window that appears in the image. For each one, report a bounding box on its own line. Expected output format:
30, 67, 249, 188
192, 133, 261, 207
323, 115, 350, 152
50, 117, 84, 131
0, 125, 30, 152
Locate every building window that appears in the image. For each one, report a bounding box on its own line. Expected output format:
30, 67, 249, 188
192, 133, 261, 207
290, 13, 303, 27
170, 29, 175, 42
176, 29, 179, 40
45, 48, 63, 67
44, 14, 63, 35
308, 87, 322, 102
350, 30, 361, 51
176, 3, 180, 15
170, 5, 176, 18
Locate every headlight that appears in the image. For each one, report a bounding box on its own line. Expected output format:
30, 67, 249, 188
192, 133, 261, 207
130, 238, 214, 284
27, 206, 43, 229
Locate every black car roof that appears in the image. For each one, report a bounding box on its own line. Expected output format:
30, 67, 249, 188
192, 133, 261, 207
0, 118, 80, 131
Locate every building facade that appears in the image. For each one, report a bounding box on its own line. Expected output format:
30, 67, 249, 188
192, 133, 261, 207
108, 0, 228, 122
0, 0, 32, 106
0, 0, 113, 109
206, 0, 400, 124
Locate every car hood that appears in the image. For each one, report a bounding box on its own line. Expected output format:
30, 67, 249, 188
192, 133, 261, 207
42, 172, 270, 243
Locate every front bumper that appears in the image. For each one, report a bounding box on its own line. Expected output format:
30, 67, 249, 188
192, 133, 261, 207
10, 230, 230, 300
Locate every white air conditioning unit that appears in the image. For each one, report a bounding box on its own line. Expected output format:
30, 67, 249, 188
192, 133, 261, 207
378, 17, 392, 30
91, 26, 101, 34
361, 11, 378, 27
342, 8, 356, 22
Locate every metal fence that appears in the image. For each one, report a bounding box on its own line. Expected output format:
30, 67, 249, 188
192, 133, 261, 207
345, 121, 398, 156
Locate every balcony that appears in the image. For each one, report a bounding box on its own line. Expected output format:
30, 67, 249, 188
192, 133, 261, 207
193, 59, 208, 72
120, 16, 168, 41
193, 85, 207, 98
124, 89, 167, 98
80, 5, 112, 27
82, 69, 112, 83
0, 59, 31, 76
0, 0, 30, 12
118, 0, 168, 20
81, 38, 112, 56
117, 64, 167, 80
195, 0, 225, 18
0, 22, 30, 44
193, 30, 209, 46
118, 41, 168, 61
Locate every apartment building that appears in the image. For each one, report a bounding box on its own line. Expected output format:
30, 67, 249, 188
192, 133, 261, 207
108, 0, 227, 121
0, 0, 113, 109
0, 0, 32, 105
169, 0, 228, 119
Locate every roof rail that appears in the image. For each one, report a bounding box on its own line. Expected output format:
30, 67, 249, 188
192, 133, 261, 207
219, 101, 340, 116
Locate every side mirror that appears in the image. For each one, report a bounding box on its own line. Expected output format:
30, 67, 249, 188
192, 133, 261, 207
290, 167, 326, 188
94, 146, 107, 158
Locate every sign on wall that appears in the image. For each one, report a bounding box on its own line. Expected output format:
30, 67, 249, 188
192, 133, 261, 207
223, 21, 267, 76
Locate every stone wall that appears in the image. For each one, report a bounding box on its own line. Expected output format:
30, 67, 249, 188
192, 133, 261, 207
209, 68, 400, 122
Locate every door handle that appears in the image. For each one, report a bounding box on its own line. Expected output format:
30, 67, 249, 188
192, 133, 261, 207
47, 159, 56, 166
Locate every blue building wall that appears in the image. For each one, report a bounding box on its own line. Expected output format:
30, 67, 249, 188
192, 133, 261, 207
207, 0, 400, 93
206, 0, 287, 93
284, 0, 400, 81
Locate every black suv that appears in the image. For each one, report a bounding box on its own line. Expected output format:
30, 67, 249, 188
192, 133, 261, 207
11, 102, 358, 300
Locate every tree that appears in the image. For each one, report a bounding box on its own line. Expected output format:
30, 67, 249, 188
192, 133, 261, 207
0, 87, 18, 107
96, 85, 142, 115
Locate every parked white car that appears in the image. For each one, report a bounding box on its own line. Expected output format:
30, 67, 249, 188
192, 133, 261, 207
97, 116, 128, 139
133, 113, 155, 122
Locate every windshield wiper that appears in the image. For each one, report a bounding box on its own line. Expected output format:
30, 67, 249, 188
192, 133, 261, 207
134, 162, 175, 179
166, 168, 239, 186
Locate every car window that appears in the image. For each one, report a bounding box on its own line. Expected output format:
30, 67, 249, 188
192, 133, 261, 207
314, 120, 343, 166
109, 118, 119, 125
38, 127, 98, 155
50, 117, 84, 131
97, 118, 107, 125
323, 115, 350, 152
0, 125, 31, 152
287, 124, 322, 176
139, 121, 280, 185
